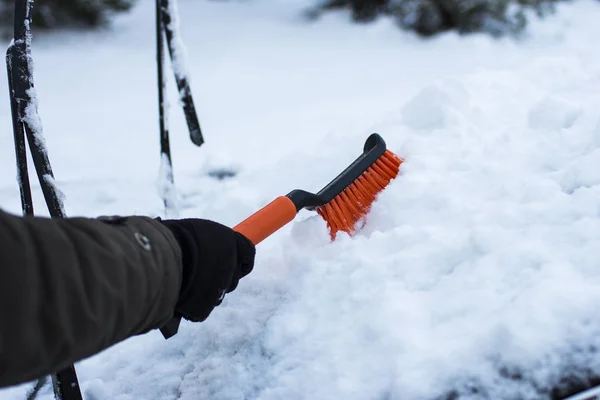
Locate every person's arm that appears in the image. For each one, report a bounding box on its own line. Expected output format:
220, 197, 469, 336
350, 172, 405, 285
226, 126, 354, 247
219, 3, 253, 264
0, 209, 182, 387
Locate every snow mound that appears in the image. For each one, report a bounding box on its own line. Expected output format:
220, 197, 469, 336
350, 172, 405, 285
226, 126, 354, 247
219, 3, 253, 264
528, 95, 581, 130
401, 81, 470, 132
237, 60, 600, 399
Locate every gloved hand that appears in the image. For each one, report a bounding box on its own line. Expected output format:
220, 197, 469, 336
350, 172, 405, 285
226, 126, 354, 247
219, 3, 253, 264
160, 219, 255, 322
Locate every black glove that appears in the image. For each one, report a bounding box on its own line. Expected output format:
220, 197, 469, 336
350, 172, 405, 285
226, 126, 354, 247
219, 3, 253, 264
161, 219, 255, 322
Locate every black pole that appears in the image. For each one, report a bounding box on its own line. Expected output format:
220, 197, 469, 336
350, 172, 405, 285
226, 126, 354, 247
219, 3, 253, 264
159, 0, 204, 147
156, 0, 175, 213
6, 47, 33, 216
157, 0, 170, 162
6, 1, 82, 399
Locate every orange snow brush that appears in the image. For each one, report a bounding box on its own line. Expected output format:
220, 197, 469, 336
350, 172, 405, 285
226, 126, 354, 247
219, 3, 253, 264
161, 134, 402, 338
233, 133, 402, 243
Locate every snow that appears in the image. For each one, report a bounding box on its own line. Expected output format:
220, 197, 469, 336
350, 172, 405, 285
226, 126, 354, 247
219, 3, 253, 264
163, 0, 190, 84
158, 152, 179, 218
1, 0, 600, 399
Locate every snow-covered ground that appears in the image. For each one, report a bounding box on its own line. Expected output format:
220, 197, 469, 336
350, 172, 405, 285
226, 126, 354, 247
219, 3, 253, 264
1, 0, 600, 399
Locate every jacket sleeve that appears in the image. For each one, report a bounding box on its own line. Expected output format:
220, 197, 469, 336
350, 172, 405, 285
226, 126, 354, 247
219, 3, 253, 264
0, 209, 182, 388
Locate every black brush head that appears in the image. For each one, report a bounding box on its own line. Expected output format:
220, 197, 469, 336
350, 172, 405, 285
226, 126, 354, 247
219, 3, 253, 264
286, 133, 388, 211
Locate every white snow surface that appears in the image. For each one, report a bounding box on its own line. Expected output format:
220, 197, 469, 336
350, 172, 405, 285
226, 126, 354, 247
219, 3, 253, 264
1, 0, 600, 399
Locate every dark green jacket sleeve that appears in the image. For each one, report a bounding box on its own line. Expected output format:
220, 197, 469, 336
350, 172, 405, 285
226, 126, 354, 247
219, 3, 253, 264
0, 209, 182, 388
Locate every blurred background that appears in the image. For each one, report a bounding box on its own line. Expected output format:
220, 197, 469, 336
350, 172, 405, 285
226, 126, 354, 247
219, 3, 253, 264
0, 0, 570, 38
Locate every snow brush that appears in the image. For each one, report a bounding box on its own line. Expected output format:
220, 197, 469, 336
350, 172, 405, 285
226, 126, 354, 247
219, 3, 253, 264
234, 133, 402, 243
160, 133, 401, 339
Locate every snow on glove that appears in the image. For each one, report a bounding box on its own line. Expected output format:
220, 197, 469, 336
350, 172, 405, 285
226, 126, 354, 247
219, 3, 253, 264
161, 219, 256, 322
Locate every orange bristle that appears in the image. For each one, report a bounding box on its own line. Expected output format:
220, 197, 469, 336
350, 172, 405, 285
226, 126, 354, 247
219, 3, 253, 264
317, 149, 403, 239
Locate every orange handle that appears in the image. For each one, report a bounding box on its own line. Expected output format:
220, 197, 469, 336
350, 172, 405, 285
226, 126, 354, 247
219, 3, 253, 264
233, 196, 298, 245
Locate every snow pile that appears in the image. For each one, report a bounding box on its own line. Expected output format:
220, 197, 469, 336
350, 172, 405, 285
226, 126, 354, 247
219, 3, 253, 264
352, 60, 600, 398
159, 58, 600, 400
1, 0, 600, 399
